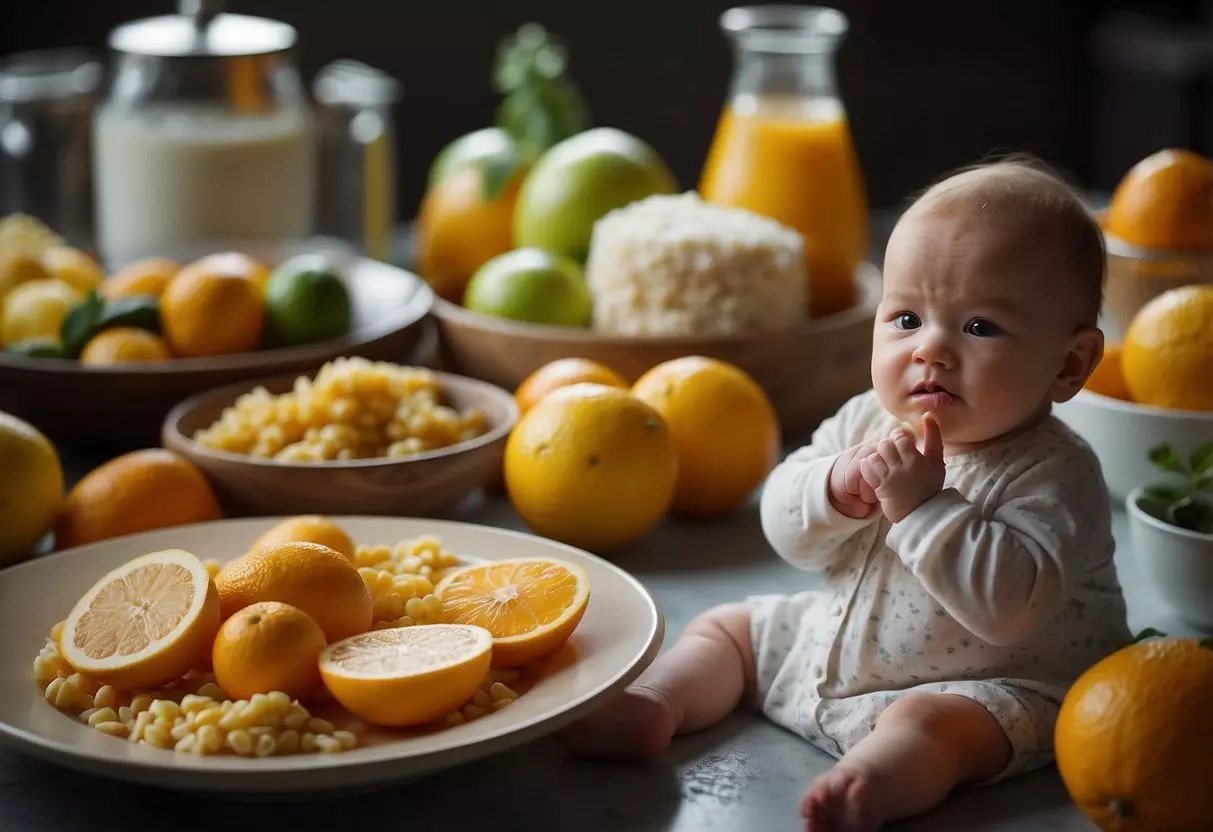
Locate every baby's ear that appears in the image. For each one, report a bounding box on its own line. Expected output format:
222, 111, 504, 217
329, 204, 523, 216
1051, 326, 1104, 403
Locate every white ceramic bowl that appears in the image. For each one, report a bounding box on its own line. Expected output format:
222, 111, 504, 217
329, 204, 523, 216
1126, 485, 1213, 629
1053, 390, 1213, 503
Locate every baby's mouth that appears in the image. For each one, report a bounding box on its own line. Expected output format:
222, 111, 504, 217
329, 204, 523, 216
909, 382, 957, 407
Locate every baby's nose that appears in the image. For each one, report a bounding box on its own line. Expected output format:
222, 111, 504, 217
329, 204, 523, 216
912, 332, 955, 367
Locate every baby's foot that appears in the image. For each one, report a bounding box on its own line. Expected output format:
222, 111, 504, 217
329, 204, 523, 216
556, 684, 677, 761
800, 764, 883, 832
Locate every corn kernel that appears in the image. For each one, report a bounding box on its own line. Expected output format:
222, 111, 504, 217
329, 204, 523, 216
276, 729, 300, 753
332, 730, 357, 750
93, 686, 119, 710
143, 725, 171, 748
95, 721, 129, 738
150, 700, 181, 721
118, 706, 134, 724
266, 691, 292, 715
174, 734, 198, 753
300, 732, 318, 753
254, 734, 276, 757
462, 704, 487, 720
197, 724, 224, 753
488, 682, 514, 701
87, 707, 118, 727
226, 729, 253, 756
305, 717, 334, 734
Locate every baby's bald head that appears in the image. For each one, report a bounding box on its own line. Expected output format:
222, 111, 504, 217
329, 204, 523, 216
902, 159, 1106, 327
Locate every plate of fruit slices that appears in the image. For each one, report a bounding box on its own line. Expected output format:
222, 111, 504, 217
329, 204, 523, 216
0, 515, 664, 796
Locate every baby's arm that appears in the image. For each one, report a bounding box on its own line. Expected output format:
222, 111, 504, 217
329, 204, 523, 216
760, 393, 883, 571
885, 448, 1102, 646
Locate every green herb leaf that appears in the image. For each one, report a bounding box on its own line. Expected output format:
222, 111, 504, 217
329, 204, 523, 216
1190, 442, 1213, 478
97, 295, 161, 334
1149, 443, 1187, 475
58, 290, 105, 359
1131, 627, 1167, 643
5, 339, 66, 359
1194, 470, 1213, 492
1169, 499, 1213, 534
1143, 484, 1187, 504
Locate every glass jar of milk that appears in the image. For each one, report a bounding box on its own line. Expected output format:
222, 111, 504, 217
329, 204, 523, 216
92, 9, 315, 268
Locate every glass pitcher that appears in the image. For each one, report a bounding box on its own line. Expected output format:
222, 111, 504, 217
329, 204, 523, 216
92, 1, 316, 267
698, 5, 868, 317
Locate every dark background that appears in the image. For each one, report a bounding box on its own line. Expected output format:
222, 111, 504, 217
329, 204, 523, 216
5, 0, 1213, 219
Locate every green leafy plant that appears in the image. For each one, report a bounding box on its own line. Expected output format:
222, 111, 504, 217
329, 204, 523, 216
57, 290, 161, 359
482, 23, 590, 199
1136, 442, 1213, 534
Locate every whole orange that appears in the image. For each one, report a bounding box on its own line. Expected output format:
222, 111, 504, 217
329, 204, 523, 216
159, 260, 265, 357
1055, 637, 1213, 831
514, 357, 629, 416
79, 327, 172, 365
1104, 148, 1213, 250
247, 515, 356, 561
55, 448, 221, 549
211, 601, 327, 701
1120, 284, 1213, 411
504, 383, 679, 552
632, 356, 780, 515
100, 257, 180, 300
415, 166, 523, 304
214, 541, 373, 642
1082, 342, 1133, 401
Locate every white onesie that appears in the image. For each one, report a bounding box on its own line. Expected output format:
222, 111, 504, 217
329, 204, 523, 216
750, 388, 1133, 781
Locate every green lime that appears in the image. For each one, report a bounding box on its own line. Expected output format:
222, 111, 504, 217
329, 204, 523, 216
513, 127, 678, 262
463, 248, 592, 327
262, 255, 353, 347
427, 127, 519, 189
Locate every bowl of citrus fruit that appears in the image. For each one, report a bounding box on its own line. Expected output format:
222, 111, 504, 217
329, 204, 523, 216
0, 218, 434, 448
0, 514, 662, 794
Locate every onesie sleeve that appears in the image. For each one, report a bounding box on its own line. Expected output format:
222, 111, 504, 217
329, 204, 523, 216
760, 390, 886, 571
885, 436, 1108, 647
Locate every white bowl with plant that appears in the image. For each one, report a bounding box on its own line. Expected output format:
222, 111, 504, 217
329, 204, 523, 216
1126, 441, 1213, 629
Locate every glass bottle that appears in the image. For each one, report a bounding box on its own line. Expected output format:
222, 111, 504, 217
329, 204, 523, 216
92, 1, 316, 268
699, 5, 869, 317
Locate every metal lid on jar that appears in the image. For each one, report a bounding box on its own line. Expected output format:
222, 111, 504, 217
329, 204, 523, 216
314, 60, 404, 108
0, 49, 102, 102
109, 2, 297, 59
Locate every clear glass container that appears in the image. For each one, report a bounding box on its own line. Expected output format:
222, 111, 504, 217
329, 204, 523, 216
0, 49, 102, 251
92, 3, 316, 267
698, 5, 869, 317
313, 60, 403, 263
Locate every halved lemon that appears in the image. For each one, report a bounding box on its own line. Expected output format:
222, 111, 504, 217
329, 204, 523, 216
434, 557, 590, 668
60, 549, 220, 690
319, 624, 492, 727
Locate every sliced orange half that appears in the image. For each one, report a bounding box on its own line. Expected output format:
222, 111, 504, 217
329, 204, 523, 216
318, 624, 492, 727
434, 557, 590, 668
60, 549, 220, 690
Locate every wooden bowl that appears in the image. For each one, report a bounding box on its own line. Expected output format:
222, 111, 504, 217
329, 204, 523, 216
433, 263, 881, 435
1102, 233, 1213, 341
161, 370, 518, 518
0, 241, 434, 450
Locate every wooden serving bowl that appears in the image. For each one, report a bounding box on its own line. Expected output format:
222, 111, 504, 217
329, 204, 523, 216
433, 263, 882, 435
0, 242, 434, 450
162, 370, 518, 518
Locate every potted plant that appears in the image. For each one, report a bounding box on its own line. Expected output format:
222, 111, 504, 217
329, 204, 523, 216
1125, 442, 1213, 629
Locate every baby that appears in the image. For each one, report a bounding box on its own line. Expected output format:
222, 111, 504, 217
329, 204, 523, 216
559, 158, 1134, 830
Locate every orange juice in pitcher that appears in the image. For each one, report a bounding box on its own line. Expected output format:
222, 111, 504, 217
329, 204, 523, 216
699, 6, 868, 317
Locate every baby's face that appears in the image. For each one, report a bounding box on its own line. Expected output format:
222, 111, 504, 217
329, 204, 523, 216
871, 209, 1088, 452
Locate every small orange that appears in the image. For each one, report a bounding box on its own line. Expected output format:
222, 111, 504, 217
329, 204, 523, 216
247, 515, 356, 561
211, 601, 326, 701
214, 541, 373, 642
79, 327, 172, 365
504, 383, 679, 552
40, 246, 103, 293
1120, 284, 1213, 411
183, 251, 270, 291
1104, 148, 1213, 250
60, 548, 221, 690
415, 166, 523, 304
632, 356, 780, 515
1055, 636, 1213, 831
514, 357, 629, 416
55, 448, 221, 550
100, 257, 180, 300
436, 556, 589, 668
159, 259, 265, 357
1082, 342, 1133, 401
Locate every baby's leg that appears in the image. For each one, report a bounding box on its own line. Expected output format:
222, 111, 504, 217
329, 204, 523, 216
801, 693, 1011, 832
558, 602, 755, 760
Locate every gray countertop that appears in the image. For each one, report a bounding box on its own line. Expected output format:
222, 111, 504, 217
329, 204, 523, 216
1, 448, 1202, 832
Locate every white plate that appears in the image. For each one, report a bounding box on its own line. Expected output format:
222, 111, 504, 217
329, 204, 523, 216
0, 517, 664, 796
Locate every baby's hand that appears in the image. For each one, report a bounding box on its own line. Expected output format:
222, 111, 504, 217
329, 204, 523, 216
828, 440, 880, 519
859, 415, 945, 522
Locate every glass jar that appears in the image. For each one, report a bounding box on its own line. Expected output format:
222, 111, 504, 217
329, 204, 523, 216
313, 60, 403, 263
0, 49, 102, 251
92, 5, 316, 267
698, 5, 869, 317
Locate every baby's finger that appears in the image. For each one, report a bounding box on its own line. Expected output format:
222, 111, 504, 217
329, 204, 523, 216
877, 437, 900, 464
843, 455, 866, 495
860, 455, 889, 488
892, 428, 918, 459
858, 477, 879, 504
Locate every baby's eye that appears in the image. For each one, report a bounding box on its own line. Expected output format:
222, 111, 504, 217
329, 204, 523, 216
964, 318, 1003, 337
892, 312, 921, 330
